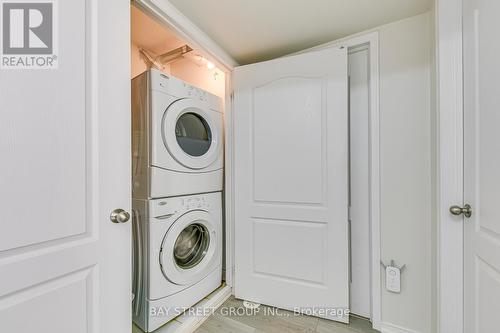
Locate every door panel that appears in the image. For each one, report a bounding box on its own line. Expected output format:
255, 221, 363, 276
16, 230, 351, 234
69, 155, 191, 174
233, 47, 349, 322
0, 0, 87, 253
464, 0, 500, 332
252, 77, 324, 204
0, 0, 131, 332
252, 218, 327, 284
0, 268, 94, 333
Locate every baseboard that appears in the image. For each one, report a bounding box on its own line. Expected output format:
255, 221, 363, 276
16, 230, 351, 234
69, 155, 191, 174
134, 284, 232, 333
177, 284, 232, 333
380, 322, 421, 333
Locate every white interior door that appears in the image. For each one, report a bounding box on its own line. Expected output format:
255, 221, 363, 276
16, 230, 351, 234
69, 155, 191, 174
233, 47, 349, 322
0, 0, 131, 332
463, 0, 500, 332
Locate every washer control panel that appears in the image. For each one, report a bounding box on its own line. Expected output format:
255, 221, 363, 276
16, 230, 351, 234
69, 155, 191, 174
149, 193, 220, 219
181, 195, 211, 210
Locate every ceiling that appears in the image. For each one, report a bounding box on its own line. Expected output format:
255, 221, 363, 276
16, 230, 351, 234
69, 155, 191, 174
168, 0, 433, 64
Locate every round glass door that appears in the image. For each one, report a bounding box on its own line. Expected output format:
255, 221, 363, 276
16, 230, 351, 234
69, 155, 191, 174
160, 210, 221, 285
175, 112, 212, 157
162, 99, 220, 170
173, 223, 210, 269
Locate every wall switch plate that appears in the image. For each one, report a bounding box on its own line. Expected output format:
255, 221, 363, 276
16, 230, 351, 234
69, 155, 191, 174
385, 266, 401, 293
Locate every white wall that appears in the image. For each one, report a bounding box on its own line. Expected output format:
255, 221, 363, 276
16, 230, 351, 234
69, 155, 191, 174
307, 13, 435, 332
270, 11, 435, 332
377, 13, 434, 333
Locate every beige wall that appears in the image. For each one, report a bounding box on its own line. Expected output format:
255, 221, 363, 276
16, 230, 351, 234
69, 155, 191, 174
170, 58, 225, 100
130, 43, 225, 99
131, 42, 168, 79
378, 12, 434, 333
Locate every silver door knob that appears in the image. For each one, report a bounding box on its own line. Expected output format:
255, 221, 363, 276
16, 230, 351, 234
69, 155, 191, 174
449, 204, 472, 218
110, 208, 130, 223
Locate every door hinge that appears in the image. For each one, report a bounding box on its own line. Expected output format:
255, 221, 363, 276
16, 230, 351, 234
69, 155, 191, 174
348, 207, 352, 283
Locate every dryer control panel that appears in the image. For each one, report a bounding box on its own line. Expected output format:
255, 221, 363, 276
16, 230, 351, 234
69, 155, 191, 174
183, 82, 208, 102
148, 68, 221, 112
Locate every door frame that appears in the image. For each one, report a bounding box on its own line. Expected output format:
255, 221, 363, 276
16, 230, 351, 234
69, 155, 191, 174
435, 0, 464, 333
131, 0, 382, 329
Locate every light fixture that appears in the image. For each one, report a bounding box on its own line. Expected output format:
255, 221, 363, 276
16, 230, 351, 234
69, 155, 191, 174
206, 60, 215, 70
191, 54, 216, 71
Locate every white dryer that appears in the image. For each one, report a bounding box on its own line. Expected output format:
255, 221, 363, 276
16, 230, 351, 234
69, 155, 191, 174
132, 192, 222, 332
132, 69, 223, 199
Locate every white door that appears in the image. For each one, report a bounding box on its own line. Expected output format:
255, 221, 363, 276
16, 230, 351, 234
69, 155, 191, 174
0, 0, 131, 332
233, 47, 349, 322
463, 0, 500, 332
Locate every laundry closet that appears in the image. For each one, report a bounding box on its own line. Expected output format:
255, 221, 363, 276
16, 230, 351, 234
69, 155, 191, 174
130, 2, 374, 333
130, 4, 229, 332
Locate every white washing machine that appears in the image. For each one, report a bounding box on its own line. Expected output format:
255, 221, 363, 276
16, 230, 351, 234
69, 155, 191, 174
132, 69, 223, 199
132, 192, 222, 332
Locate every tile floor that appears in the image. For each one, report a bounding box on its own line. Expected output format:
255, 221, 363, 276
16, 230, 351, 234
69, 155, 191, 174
195, 297, 379, 333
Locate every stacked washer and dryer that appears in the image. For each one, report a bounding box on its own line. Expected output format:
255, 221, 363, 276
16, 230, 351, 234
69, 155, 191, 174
131, 69, 224, 332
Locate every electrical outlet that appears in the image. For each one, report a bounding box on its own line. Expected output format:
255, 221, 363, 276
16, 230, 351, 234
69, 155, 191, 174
385, 266, 401, 293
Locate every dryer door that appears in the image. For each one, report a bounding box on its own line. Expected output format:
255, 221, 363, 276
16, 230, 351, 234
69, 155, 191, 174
160, 210, 221, 285
162, 99, 221, 170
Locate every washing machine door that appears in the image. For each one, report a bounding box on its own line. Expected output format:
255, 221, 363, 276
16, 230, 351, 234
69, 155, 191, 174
160, 210, 220, 286
162, 99, 220, 170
